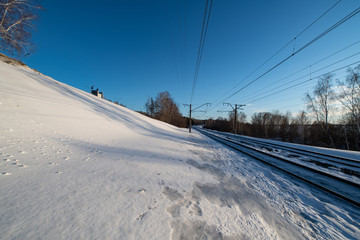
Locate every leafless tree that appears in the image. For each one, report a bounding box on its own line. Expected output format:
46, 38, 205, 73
291, 111, 309, 143
228, 111, 247, 135
145, 97, 156, 118
305, 74, 335, 148
337, 65, 360, 149
0, 0, 42, 57
145, 91, 185, 127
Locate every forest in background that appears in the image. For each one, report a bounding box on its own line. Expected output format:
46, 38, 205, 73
140, 65, 359, 151
204, 65, 360, 151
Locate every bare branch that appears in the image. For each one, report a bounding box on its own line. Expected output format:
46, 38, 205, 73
0, 0, 42, 58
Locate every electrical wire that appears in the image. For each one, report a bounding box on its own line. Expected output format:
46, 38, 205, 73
207, 40, 360, 116
246, 60, 360, 104
223, 6, 360, 103
190, 0, 213, 103
239, 51, 360, 103
207, 0, 343, 111
238, 40, 360, 101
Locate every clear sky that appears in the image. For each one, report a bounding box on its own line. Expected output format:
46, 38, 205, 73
23, 0, 360, 120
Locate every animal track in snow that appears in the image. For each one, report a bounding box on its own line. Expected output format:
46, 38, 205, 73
136, 212, 148, 221
137, 188, 146, 193
163, 186, 203, 219
136, 199, 159, 221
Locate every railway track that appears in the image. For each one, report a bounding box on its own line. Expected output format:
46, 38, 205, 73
233, 133, 359, 168
196, 127, 360, 208
216, 131, 360, 180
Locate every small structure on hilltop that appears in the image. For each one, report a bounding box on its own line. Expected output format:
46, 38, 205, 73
91, 86, 103, 99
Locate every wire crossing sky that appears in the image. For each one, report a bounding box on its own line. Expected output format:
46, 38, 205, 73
190, 0, 213, 104
23, 0, 360, 119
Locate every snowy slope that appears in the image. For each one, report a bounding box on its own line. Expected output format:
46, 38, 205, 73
1, 58, 359, 240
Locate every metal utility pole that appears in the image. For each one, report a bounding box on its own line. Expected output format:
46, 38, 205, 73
184, 103, 211, 133
189, 104, 192, 133
223, 103, 245, 134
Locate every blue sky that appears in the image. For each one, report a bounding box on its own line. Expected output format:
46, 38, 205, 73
24, 0, 360, 120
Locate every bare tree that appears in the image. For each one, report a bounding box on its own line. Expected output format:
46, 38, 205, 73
145, 91, 184, 127
337, 65, 360, 149
305, 74, 335, 148
145, 97, 156, 117
292, 111, 309, 143
0, 0, 42, 57
228, 111, 247, 135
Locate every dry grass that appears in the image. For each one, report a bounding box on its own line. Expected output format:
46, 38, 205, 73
0, 53, 26, 66
0, 52, 43, 75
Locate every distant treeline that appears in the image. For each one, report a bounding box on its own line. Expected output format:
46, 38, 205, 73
139, 65, 359, 151
204, 112, 359, 151
205, 65, 360, 151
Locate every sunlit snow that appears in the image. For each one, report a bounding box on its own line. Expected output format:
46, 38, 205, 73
0, 58, 359, 239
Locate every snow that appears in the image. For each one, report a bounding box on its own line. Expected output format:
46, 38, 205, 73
1, 58, 359, 239
239, 134, 360, 160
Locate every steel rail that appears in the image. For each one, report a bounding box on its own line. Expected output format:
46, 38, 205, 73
238, 136, 360, 167
196, 128, 360, 208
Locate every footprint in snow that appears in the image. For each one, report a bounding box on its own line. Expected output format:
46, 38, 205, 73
137, 188, 146, 193
136, 212, 148, 221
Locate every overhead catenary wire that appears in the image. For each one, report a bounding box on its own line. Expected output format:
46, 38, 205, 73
190, 0, 213, 104
246, 60, 360, 104
207, 0, 344, 112
162, 0, 182, 93
201, 56, 360, 119
239, 51, 360, 103
207, 39, 360, 117
222, 5, 360, 103
238, 40, 360, 101
178, 0, 186, 95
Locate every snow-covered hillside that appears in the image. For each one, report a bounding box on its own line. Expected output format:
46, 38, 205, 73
1, 57, 359, 239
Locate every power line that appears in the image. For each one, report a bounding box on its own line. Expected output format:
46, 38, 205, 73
238, 40, 360, 101
223, 5, 360, 103
207, 0, 343, 111
190, 0, 213, 103
162, 0, 182, 92
207, 40, 360, 116
246, 60, 360, 104
240, 51, 360, 103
